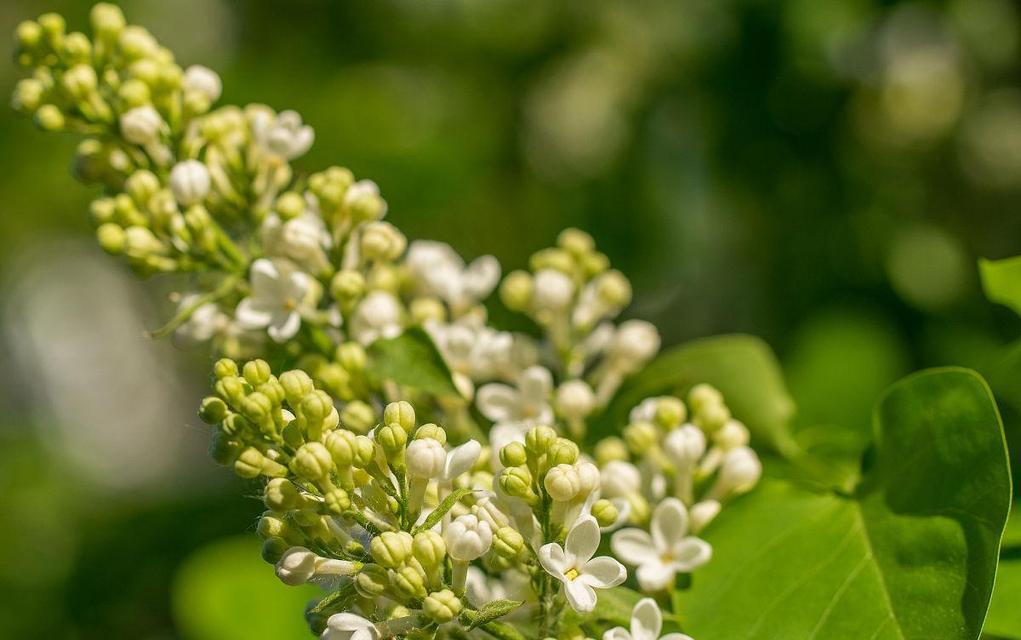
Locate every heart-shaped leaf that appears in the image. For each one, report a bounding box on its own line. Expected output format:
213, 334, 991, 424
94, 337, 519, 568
675, 368, 1011, 640
590, 334, 796, 454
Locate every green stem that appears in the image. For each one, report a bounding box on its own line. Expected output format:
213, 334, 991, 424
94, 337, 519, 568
147, 274, 240, 339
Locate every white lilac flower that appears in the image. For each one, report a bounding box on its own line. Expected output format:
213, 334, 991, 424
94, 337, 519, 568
251, 108, 314, 160
689, 500, 721, 534
608, 320, 661, 371
172, 294, 230, 347
405, 240, 501, 312
168, 159, 211, 206
443, 439, 482, 481
476, 365, 554, 426
235, 258, 316, 342
707, 446, 762, 500
611, 498, 712, 592
183, 64, 222, 102
600, 460, 641, 499
603, 597, 694, 640
320, 613, 379, 640
532, 268, 575, 311
261, 212, 331, 273
120, 105, 162, 145
443, 513, 493, 562
426, 316, 515, 382
275, 546, 359, 586
349, 291, 403, 345
344, 179, 387, 219
539, 515, 626, 613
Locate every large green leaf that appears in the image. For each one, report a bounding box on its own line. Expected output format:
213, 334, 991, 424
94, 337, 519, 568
172, 536, 318, 640
590, 334, 796, 453
980, 256, 1021, 318
676, 368, 1011, 640
366, 327, 460, 397
985, 510, 1021, 639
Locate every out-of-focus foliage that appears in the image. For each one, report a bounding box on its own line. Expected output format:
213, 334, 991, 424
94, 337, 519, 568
3, 0, 1021, 637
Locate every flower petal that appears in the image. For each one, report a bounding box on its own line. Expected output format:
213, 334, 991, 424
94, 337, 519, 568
565, 516, 601, 564
537, 542, 568, 579
651, 498, 689, 551
670, 536, 713, 572
602, 627, 632, 640
268, 310, 301, 342
519, 365, 553, 403
610, 528, 658, 566
580, 556, 626, 589
636, 562, 675, 592
630, 597, 663, 640
475, 383, 519, 423
661, 635, 694, 640
235, 297, 273, 329
249, 258, 280, 294
444, 440, 482, 480
563, 579, 597, 613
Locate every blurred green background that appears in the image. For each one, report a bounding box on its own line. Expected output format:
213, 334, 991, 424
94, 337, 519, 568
2, 0, 1021, 637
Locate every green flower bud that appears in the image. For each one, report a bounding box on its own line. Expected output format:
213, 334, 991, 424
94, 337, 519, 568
377, 424, 407, 461
316, 364, 352, 400
208, 430, 242, 465
91, 3, 126, 40
257, 512, 288, 538
353, 436, 376, 467
336, 342, 367, 373
126, 170, 160, 204
414, 423, 446, 444
324, 488, 351, 514
291, 442, 334, 481
548, 438, 579, 466
392, 563, 428, 599
412, 530, 446, 568
11, 78, 45, 113
275, 191, 304, 220
222, 414, 251, 437
591, 499, 619, 528
301, 390, 334, 422
96, 223, 125, 254
383, 401, 416, 433
325, 429, 356, 466
15, 21, 43, 53
688, 383, 723, 413
423, 589, 461, 624
500, 270, 533, 311
38, 13, 66, 45
119, 26, 158, 61
580, 251, 610, 277
499, 466, 535, 502
596, 270, 632, 308
594, 437, 629, 465
624, 421, 659, 456
530, 247, 574, 274
261, 537, 290, 564
557, 228, 595, 256
61, 35, 92, 67
654, 397, 686, 429
280, 369, 317, 406
361, 221, 406, 261
264, 478, 303, 511
118, 78, 151, 108
370, 531, 413, 569
695, 402, 730, 433
213, 358, 238, 379
89, 198, 117, 226
198, 396, 228, 424
410, 297, 446, 325
34, 104, 65, 131
240, 392, 274, 423
257, 379, 286, 407
330, 270, 365, 303
215, 376, 246, 404
499, 441, 527, 467
525, 426, 557, 456
492, 526, 525, 559
340, 400, 375, 434
243, 359, 272, 386
234, 447, 269, 479
354, 564, 390, 598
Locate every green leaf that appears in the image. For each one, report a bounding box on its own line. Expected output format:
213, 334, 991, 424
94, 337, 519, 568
366, 327, 460, 397
985, 556, 1021, 638
676, 368, 1011, 640
460, 600, 523, 629
172, 536, 319, 640
413, 487, 475, 534
980, 256, 1021, 317
586, 585, 644, 628
590, 334, 796, 454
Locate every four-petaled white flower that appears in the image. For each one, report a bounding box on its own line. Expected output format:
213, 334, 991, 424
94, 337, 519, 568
252, 108, 315, 160
173, 294, 230, 347
538, 515, 626, 613
405, 240, 501, 312
261, 211, 331, 273
349, 290, 403, 345
235, 258, 316, 342
611, 498, 712, 592
320, 613, 379, 640
603, 597, 693, 640
426, 316, 515, 383
476, 365, 553, 426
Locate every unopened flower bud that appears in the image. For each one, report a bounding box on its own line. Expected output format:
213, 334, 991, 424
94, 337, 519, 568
557, 228, 595, 256
414, 423, 446, 445
383, 401, 416, 433
90, 3, 126, 40
261, 537, 289, 564
499, 442, 527, 468
654, 397, 687, 429
214, 358, 239, 379
500, 270, 534, 311
96, 223, 125, 254
243, 359, 272, 386
393, 564, 428, 599
377, 424, 407, 462
716, 447, 762, 496
575, 461, 599, 496
544, 464, 581, 502
530, 247, 574, 274
413, 530, 446, 568
690, 499, 722, 534
556, 380, 595, 419
610, 320, 660, 364
370, 531, 413, 568
35, 104, 65, 131
423, 589, 462, 624
198, 396, 228, 424
291, 442, 334, 481
492, 526, 524, 559
715, 420, 749, 450
696, 402, 731, 433
183, 65, 222, 102
532, 269, 574, 311
354, 564, 390, 598
330, 270, 365, 303
663, 424, 706, 467
688, 384, 723, 413
324, 487, 351, 513
264, 477, 303, 511
594, 437, 628, 465
61, 64, 96, 100
600, 460, 641, 497
275, 547, 318, 586
406, 438, 446, 479
624, 421, 659, 455
169, 160, 210, 206
443, 514, 492, 562
120, 105, 162, 145
340, 400, 375, 434
525, 426, 557, 455
591, 499, 619, 528
361, 221, 406, 261
548, 438, 579, 466
499, 466, 534, 501
596, 270, 631, 307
